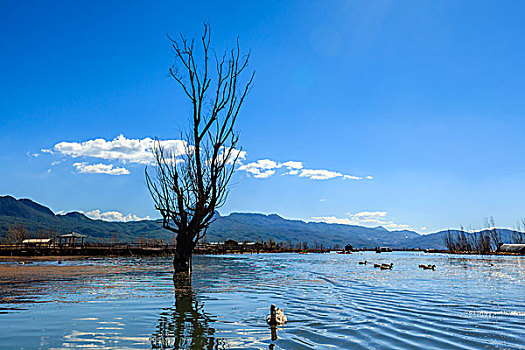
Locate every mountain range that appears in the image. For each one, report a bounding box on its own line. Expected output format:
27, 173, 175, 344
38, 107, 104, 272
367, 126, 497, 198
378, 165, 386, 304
0, 195, 516, 249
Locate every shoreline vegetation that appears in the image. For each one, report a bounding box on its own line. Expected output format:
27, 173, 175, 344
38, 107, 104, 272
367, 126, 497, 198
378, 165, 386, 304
444, 223, 525, 255
0, 242, 523, 258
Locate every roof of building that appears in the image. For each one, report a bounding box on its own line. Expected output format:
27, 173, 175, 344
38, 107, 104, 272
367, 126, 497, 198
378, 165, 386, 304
60, 232, 87, 238
22, 238, 53, 244
499, 244, 525, 252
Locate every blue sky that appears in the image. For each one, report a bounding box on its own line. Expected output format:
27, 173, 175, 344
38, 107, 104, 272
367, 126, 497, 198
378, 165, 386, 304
1, 1, 524, 233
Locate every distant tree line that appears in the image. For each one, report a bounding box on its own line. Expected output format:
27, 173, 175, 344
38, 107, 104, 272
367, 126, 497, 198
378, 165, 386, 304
193, 238, 335, 254
256, 239, 328, 251
444, 217, 525, 253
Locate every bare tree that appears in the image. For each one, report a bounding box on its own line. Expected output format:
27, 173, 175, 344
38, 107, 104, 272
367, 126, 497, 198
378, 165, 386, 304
6, 223, 27, 245
146, 24, 254, 273
512, 219, 525, 244
444, 229, 456, 252
485, 217, 501, 252
457, 226, 470, 252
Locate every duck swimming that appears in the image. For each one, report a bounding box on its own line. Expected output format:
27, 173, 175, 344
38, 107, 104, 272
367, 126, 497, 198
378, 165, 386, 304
380, 263, 393, 270
359, 261, 367, 265
267, 304, 287, 325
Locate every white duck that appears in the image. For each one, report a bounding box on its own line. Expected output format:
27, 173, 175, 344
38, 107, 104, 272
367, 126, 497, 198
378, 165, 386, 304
266, 304, 287, 325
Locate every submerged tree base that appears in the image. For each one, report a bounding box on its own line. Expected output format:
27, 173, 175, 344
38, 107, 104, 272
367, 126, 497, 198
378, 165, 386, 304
173, 249, 192, 274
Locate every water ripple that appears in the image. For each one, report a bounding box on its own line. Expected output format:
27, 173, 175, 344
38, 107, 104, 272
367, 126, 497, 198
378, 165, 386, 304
0, 252, 524, 349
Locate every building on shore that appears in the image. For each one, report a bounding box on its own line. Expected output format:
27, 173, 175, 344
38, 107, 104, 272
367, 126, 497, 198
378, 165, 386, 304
59, 232, 87, 247
22, 238, 53, 248
498, 244, 525, 254
376, 247, 393, 253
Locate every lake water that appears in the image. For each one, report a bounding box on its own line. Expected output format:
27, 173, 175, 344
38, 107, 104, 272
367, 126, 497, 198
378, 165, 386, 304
0, 252, 524, 349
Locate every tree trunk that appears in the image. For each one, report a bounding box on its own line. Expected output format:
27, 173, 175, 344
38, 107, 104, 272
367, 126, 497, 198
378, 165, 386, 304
173, 233, 194, 274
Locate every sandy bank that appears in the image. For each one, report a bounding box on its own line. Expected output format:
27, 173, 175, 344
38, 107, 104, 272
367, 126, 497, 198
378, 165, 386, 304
0, 264, 113, 285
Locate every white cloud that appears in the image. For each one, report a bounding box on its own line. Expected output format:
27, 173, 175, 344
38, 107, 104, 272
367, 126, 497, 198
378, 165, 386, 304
299, 169, 343, 180
238, 159, 280, 178
366, 176, 374, 180
254, 170, 275, 178
215, 147, 247, 165
85, 209, 150, 222
343, 175, 362, 180
312, 211, 412, 231
47, 135, 373, 181
281, 161, 303, 169
312, 216, 359, 225
352, 211, 387, 218
73, 162, 130, 175
51, 159, 65, 166
53, 135, 187, 165
239, 158, 367, 181
390, 223, 410, 230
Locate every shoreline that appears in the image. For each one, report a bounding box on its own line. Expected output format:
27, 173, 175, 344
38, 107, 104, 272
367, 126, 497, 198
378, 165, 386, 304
0, 255, 92, 262
0, 249, 524, 262
0, 249, 522, 263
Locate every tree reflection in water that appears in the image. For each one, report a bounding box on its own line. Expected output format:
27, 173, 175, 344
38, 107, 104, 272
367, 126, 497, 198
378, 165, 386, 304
150, 273, 226, 350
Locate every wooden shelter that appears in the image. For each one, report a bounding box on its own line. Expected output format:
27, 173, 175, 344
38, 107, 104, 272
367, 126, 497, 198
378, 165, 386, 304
60, 232, 87, 247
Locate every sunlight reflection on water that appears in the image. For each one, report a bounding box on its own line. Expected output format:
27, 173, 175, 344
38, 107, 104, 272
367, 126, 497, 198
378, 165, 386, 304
0, 252, 524, 349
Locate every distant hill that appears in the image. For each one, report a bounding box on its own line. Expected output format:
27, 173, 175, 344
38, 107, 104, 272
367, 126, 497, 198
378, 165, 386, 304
208, 212, 420, 248
0, 195, 169, 242
0, 195, 517, 249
